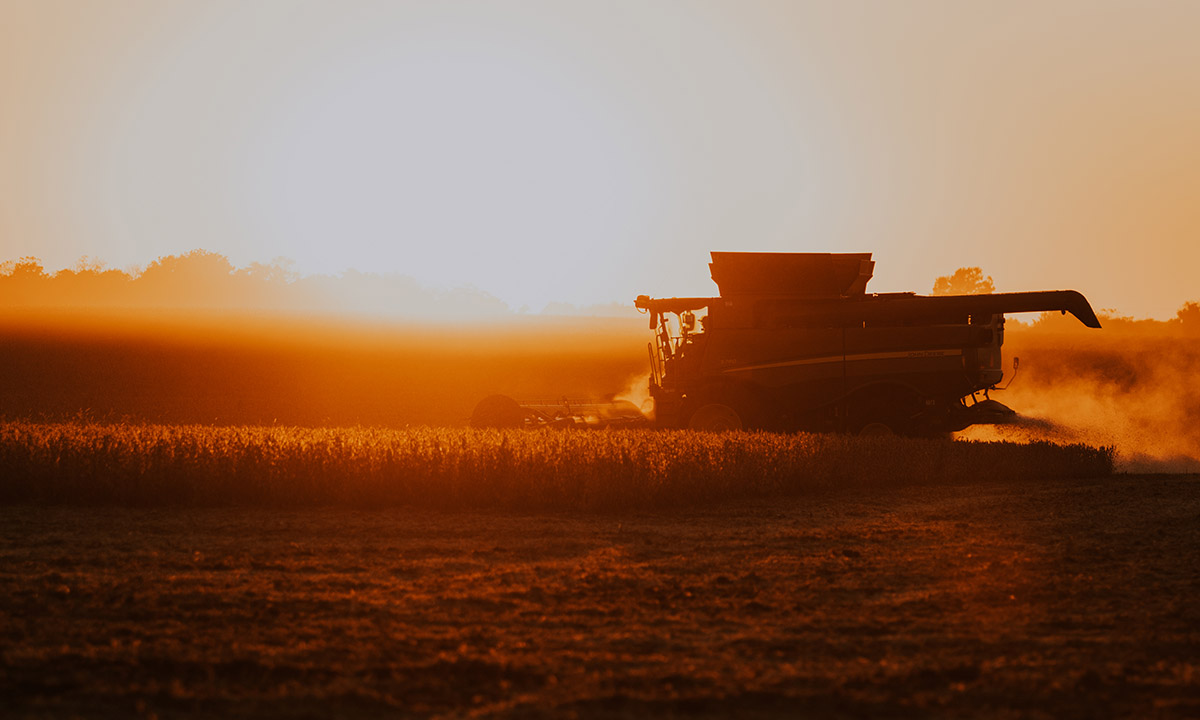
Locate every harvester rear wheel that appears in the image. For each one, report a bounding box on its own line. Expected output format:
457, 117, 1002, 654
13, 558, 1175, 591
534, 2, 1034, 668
846, 384, 920, 437
470, 395, 526, 429
687, 403, 743, 432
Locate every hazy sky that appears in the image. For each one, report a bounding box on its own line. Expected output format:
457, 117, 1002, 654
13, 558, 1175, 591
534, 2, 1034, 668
2, 0, 1197, 317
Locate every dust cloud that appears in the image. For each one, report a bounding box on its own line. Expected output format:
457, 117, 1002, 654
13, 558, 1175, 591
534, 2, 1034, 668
614, 371, 655, 421
957, 315, 1200, 473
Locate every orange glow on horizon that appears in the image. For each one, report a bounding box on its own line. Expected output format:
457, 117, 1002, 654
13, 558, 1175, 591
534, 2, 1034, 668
2, 2, 1198, 318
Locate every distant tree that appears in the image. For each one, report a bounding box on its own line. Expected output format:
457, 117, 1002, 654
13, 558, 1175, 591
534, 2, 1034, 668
932, 267, 994, 296
139, 249, 235, 281
0, 256, 52, 306
135, 250, 237, 307
236, 257, 299, 286
73, 256, 107, 273
52, 261, 133, 307
0, 256, 48, 279
1175, 301, 1200, 332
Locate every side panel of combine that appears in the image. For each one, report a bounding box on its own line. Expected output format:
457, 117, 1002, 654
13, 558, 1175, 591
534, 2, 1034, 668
701, 327, 845, 429
843, 324, 979, 397
687, 322, 997, 434
839, 322, 986, 433
702, 328, 844, 384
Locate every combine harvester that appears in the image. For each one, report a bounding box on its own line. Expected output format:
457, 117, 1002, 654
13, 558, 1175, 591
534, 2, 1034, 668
471, 252, 1101, 435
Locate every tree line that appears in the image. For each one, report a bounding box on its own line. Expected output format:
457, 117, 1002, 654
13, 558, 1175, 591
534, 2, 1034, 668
2, 252, 1196, 329
0, 250, 508, 319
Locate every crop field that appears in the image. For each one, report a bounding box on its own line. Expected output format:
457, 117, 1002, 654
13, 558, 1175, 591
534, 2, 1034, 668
1, 422, 1112, 510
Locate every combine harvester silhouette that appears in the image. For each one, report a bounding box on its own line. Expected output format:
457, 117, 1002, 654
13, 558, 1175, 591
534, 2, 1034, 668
472, 252, 1100, 436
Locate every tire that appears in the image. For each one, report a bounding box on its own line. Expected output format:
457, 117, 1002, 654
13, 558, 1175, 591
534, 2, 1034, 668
687, 403, 743, 432
857, 421, 896, 437
470, 395, 526, 428
846, 384, 921, 437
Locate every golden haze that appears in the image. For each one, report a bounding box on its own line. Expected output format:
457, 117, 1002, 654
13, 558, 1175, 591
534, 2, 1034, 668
3, 2, 1199, 317
3, 252, 1199, 469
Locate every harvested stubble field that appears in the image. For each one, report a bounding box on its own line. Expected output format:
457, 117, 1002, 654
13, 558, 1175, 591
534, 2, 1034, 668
2, 470, 1198, 719
4, 424, 1198, 718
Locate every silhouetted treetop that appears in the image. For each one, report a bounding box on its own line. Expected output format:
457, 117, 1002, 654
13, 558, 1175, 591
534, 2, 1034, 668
932, 267, 995, 296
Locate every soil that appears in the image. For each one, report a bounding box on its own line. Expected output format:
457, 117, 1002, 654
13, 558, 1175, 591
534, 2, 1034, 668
2, 474, 1198, 718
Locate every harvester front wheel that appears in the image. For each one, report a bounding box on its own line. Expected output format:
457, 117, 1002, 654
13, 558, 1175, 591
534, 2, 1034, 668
470, 395, 526, 429
687, 403, 743, 432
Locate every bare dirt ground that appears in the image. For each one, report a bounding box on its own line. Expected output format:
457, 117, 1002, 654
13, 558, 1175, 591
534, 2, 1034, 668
2, 474, 1198, 719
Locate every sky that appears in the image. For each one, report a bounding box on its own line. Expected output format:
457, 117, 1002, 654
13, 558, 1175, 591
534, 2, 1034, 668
2, 0, 1198, 318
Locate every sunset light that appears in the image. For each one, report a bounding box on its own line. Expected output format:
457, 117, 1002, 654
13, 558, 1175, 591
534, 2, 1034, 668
4, 1, 1199, 316
3, 3, 1199, 718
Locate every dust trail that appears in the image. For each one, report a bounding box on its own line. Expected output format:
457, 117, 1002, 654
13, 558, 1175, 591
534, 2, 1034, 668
958, 416, 1200, 473
957, 415, 1085, 446
958, 326, 1200, 473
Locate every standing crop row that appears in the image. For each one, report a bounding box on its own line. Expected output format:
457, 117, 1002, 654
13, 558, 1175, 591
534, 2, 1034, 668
0, 422, 1113, 510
